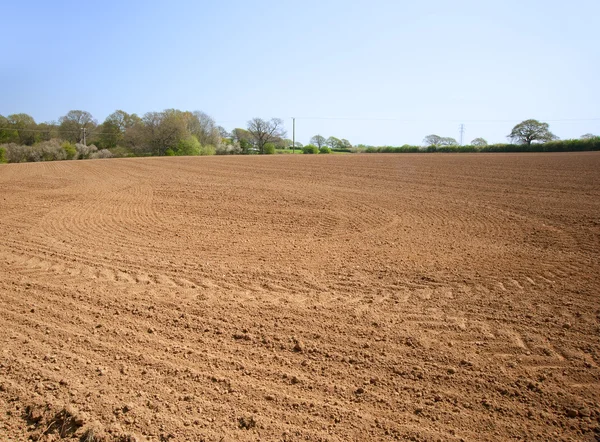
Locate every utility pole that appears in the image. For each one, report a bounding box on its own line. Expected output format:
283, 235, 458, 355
459, 124, 465, 146
292, 117, 296, 154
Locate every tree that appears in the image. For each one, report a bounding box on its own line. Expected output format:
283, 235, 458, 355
326, 136, 343, 150
310, 135, 326, 148
97, 110, 139, 148
217, 126, 230, 139
0, 115, 12, 143
7, 113, 37, 145
581, 133, 599, 140
188, 111, 221, 147
508, 119, 557, 145
439, 137, 458, 146
231, 128, 253, 154
423, 134, 443, 146
423, 134, 458, 147
340, 139, 352, 150
142, 109, 188, 156
36, 122, 59, 142
59, 110, 97, 144
471, 137, 488, 147
246, 118, 286, 154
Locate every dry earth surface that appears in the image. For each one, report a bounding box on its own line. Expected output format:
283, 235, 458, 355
0, 153, 599, 442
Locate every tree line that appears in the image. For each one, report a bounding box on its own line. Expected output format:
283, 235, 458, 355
0, 112, 598, 164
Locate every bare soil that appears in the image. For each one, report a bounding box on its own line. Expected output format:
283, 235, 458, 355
0, 153, 599, 441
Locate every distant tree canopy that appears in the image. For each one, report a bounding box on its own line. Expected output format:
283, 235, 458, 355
59, 110, 98, 143
508, 119, 557, 145
423, 134, 458, 147
581, 133, 599, 140
310, 135, 326, 148
2, 110, 599, 164
471, 137, 488, 147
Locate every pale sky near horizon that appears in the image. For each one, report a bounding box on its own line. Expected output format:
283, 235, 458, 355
1, 0, 598, 146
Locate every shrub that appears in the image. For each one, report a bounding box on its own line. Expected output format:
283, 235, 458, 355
37, 139, 67, 161
319, 146, 331, 154
216, 142, 242, 155
263, 143, 276, 154
199, 144, 216, 156
90, 149, 114, 159
75, 143, 98, 159
176, 135, 201, 156
2, 143, 42, 162
0, 146, 6, 164
302, 144, 319, 154
62, 142, 77, 160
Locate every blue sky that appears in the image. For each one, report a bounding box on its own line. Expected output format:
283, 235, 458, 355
1, 0, 598, 145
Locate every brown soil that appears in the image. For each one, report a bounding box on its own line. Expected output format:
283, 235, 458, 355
0, 153, 599, 441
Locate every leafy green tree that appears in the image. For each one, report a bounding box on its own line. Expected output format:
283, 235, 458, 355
0, 115, 12, 143
231, 128, 253, 154
326, 136, 342, 150
310, 135, 326, 148
423, 134, 443, 146
36, 122, 59, 142
471, 137, 488, 147
7, 113, 37, 145
440, 137, 458, 146
423, 134, 457, 147
142, 109, 188, 156
508, 119, 557, 145
59, 110, 97, 143
319, 146, 331, 154
97, 110, 139, 148
247, 118, 286, 154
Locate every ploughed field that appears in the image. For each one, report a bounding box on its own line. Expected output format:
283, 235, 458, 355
0, 153, 599, 441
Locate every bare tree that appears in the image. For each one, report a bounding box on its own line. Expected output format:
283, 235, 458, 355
246, 118, 286, 154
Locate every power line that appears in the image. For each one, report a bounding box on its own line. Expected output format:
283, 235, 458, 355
0, 127, 119, 136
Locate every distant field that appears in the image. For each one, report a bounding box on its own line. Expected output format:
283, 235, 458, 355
1, 153, 599, 441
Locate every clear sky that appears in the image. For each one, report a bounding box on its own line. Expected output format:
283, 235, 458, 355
1, 0, 598, 146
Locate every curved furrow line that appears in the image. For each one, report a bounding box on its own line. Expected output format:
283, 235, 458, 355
1, 247, 199, 290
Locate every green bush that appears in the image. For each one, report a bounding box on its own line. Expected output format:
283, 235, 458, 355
263, 143, 276, 154
319, 146, 331, 154
0, 146, 6, 164
175, 135, 201, 156
302, 144, 319, 154
199, 144, 216, 156
62, 142, 77, 160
